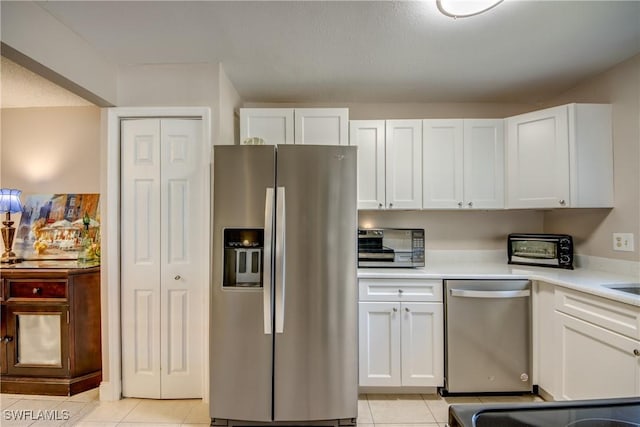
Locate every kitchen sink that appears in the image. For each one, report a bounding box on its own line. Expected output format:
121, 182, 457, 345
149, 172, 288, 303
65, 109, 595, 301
604, 283, 640, 296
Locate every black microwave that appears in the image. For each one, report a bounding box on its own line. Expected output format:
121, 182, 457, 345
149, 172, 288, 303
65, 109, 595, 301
508, 233, 573, 269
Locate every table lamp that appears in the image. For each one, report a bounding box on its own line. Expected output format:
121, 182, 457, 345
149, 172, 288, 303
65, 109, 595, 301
0, 188, 23, 263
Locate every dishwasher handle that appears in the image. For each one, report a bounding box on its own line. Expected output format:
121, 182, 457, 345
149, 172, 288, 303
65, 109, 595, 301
449, 289, 530, 299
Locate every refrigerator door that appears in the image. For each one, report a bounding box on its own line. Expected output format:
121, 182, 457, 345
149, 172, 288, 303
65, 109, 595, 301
211, 145, 276, 422
273, 145, 358, 421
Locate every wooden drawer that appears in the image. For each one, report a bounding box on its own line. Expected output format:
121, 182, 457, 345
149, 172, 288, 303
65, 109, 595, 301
359, 278, 443, 302
555, 287, 640, 340
5, 280, 68, 301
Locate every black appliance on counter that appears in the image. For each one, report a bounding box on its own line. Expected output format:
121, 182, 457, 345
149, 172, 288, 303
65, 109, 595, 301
358, 228, 424, 268
449, 397, 640, 427
508, 233, 574, 269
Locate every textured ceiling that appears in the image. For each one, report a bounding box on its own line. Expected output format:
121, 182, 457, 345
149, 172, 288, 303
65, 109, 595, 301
5, 1, 640, 105
1, 56, 94, 108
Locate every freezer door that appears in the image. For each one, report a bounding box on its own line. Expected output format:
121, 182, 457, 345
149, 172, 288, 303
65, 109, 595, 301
273, 145, 358, 421
211, 145, 276, 422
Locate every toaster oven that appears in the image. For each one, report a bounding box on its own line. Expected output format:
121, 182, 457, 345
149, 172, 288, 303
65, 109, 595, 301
508, 233, 573, 269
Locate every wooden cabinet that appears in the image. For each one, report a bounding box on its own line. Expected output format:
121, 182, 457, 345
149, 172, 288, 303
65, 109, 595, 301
358, 278, 443, 389
422, 119, 504, 209
506, 103, 613, 208
350, 120, 422, 209
240, 108, 348, 145
0, 266, 101, 396
552, 287, 640, 400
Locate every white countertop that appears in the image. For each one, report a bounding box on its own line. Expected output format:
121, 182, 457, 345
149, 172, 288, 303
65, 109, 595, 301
358, 262, 640, 307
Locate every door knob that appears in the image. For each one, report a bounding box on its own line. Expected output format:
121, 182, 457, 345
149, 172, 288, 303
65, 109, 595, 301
457, 201, 463, 208
559, 199, 566, 206
392, 307, 398, 312
32, 287, 42, 295
468, 202, 473, 208
634, 349, 640, 357
405, 307, 410, 312
398, 289, 403, 294
388, 203, 394, 208
378, 203, 383, 209
174, 275, 181, 281
1, 336, 13, 343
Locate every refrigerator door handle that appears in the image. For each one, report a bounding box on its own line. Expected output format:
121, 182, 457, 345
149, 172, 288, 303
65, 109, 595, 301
275, 186, 286, 334
263, 187, 274, 335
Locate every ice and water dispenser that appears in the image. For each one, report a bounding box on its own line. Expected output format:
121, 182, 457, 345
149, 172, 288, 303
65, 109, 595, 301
223, 228, 264, 288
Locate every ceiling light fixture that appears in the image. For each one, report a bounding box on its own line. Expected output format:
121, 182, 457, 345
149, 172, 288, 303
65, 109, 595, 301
436, 0, 504, 19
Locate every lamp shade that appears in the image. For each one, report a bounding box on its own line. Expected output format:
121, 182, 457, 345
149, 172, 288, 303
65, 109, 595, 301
0, 188, 23, 213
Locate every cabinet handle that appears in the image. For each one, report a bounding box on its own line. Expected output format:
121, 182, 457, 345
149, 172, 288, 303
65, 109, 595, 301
458, 201, 463, 208
559, 199, 566, 206
174, 275, 181, 280
468, 202, 473, 208
392, 307, 398, 312
405, 307, 410, 312
378, 203, 383, 209
1, 336, 13, 343
634, 349, 640, 357
388, 203, 393, 208
32, 287, 42, 295
398, 289, 403, 294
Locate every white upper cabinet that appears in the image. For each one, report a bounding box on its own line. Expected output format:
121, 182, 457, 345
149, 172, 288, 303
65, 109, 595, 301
385, 120, 423, 209
350, 120, 386, 209
294, 108, 349, 145
423, 119, 504, 209
506, 103, 613, 208
350, 119, 422, 210
239, 108, 348, 145
240, 108, 294, 145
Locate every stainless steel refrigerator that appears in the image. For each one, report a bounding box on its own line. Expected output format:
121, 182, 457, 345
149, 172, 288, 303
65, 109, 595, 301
210, 145, 358, 425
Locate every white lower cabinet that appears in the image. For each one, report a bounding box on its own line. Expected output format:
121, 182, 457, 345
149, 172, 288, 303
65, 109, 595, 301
549, 286, 640, 400
358, 279, 443, 388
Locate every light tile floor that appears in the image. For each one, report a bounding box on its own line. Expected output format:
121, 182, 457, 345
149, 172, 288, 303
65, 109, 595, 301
1, 389, 543, 427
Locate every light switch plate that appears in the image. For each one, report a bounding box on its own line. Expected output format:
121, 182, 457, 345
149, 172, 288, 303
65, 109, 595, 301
613, 233, 635, 252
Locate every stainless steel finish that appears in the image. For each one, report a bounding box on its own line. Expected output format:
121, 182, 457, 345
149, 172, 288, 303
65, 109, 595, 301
211, 145, 275, 422
559, 199, 566, 205
449, 289, 530, 299
263, 187, 275, 335
445, 279, 532, 393
212, 145, 357, 424
274, 186, 286, 334
604, 283, 640, 296
273, 145, 357, 421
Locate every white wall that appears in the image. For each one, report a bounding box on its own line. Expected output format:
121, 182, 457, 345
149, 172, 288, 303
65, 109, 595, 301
218, 64, 242, 145
0, 1, 117, 105
542, 55, 640, 261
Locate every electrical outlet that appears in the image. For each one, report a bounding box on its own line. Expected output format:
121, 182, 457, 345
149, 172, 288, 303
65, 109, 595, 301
613, 233, 635, 252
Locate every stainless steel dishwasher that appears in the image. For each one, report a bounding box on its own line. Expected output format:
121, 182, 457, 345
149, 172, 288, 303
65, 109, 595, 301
444, 279, 532, 394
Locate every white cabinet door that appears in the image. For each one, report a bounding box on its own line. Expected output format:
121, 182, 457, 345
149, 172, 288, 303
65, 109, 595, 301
386, 120, 422, 209
239, 108, 294, 145
359, 302, 401, 387
422, 119, 503, 209
463, 119, 504, 209
534, 281, 558, 399
350, 120, 386, 209
400, 302, 444, 387
422, 119, 464, 209
294, 108, 348, 145
121, 118, 205, 399
555, 312, 640, 400
506, 105, 570, 208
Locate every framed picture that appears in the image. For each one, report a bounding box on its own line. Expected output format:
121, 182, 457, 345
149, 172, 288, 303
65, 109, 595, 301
15, 194, 100, 261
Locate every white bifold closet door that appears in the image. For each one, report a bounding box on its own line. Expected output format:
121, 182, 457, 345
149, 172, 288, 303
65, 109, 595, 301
121, 118, 205, 398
